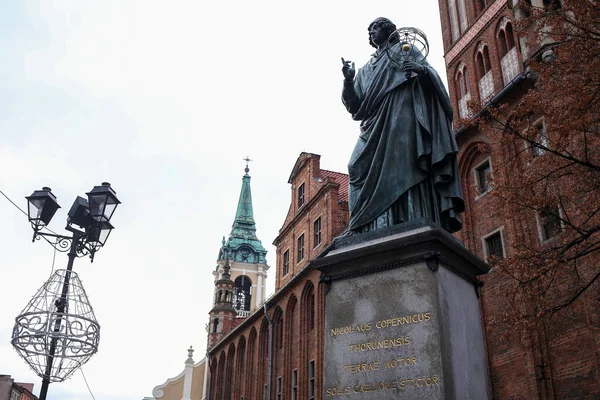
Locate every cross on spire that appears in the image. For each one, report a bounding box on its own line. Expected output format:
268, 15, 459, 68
243, 156, 252, 174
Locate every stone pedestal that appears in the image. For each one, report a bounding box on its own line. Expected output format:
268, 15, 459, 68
312, 220, 490, 400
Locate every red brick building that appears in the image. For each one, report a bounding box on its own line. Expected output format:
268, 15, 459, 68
438, 0, 600, 397
201, 2, 600, 398
207, 153, 348, 400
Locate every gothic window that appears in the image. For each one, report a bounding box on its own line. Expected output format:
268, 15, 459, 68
456, 63, 470, 99
448, 0, 460, 41
234, 275, 252, 312
476, 44, 492, 78
213, 318, 219, 333
298, 183, 305, 208
313, 217, 322, 248
476, 42, 494, 101
275, 311, 284, 349
497, 20, 516, 58
297, 234, 305, 262
283, 250, 290, 276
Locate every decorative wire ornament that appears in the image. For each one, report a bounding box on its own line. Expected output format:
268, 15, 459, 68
384, 27, 430, 78
11, 270, 100, 383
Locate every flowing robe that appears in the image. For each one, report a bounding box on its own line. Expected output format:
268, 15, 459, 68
342, 47, 464, 233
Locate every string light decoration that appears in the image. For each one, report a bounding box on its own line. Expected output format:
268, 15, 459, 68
11, 270, 100, 382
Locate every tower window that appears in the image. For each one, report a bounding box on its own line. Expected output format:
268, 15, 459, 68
234, 275, 252, 312
283, 250, 290, 276
212, 318, 219, 333
298, 183, 305, 208
313, 217, 322, 248
297, 234, 305, 262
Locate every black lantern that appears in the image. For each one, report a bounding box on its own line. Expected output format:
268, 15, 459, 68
67, 196, 91, 229
25, 187, 61, 231
86, 220, 114, 251
86, 182, 120, 223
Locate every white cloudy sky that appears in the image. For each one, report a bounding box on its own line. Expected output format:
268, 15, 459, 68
0, 1, 449, 399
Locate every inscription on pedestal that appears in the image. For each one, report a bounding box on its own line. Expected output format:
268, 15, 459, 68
323, 262, 444, 399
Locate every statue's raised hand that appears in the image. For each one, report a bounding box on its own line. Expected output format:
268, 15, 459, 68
341, 57, 355, 82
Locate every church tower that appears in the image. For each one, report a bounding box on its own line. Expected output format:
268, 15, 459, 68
207, 257, 235, 348
211, 161, 268, 334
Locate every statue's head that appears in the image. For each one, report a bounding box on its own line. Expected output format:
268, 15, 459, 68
368, 17, 397, 48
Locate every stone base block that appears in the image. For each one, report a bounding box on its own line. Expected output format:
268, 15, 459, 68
312, 220, 490, 400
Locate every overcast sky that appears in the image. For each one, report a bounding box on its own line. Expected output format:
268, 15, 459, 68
0, 1, 449, 399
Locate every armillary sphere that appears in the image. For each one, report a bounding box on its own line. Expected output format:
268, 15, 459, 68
384, 27, 430, 73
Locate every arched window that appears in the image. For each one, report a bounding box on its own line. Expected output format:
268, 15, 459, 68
456, 62, 471, 119
235, 337, 246, 399
456, 63, 470, 100
475, 42, 494, 102
497, 18, 519, 85
245, 329, 257, 397
475, 43, 491, 79
448, 0, 468, 42
217, 351, 226, 400
497, 18, 516, 58
258, 319, 270, 400
225, 344, 235, 400
234, 275, 252, 312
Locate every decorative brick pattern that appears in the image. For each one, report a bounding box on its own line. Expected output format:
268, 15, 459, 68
445, 0, 508, 65
478, 70, 495, 103
501, 46, 519, 85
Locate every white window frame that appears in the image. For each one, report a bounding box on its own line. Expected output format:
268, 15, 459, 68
481, 226, 506, 262
473, 156, 494, 200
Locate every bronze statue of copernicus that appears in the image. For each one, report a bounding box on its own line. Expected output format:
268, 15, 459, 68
341, 17, 464, 234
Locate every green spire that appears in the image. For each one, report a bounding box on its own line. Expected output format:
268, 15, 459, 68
218, 160, 267, 263
231, 166, 256, 235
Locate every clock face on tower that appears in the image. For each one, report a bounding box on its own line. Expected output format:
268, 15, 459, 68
239, 247, 251, 262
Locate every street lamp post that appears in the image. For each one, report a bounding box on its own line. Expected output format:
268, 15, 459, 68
11, 183, 121, 400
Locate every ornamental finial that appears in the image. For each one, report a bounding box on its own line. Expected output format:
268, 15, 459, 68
243, 156, 252, 174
